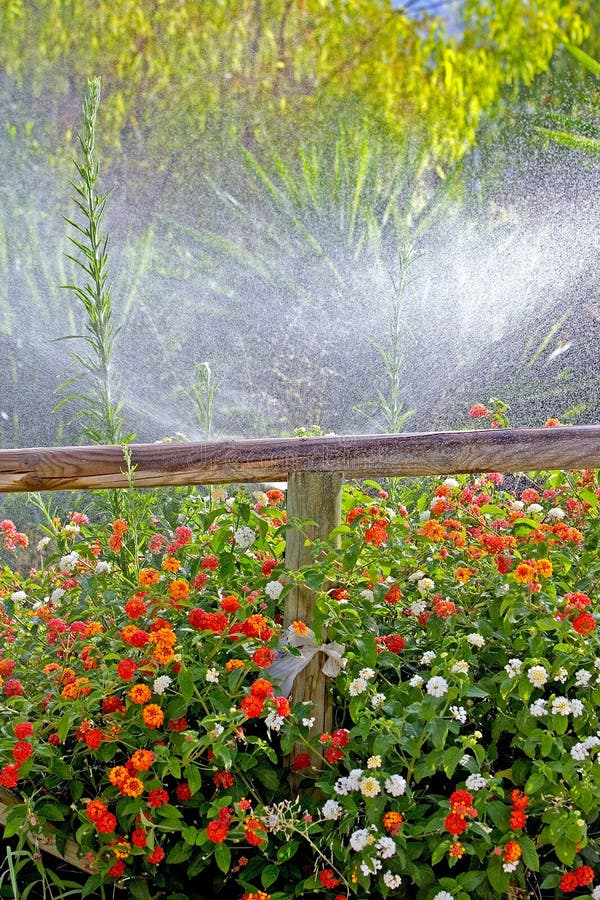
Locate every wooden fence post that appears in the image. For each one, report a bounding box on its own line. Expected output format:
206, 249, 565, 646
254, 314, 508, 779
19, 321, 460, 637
284, 471, 343, 762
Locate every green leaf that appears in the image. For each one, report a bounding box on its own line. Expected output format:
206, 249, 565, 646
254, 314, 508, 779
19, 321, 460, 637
428, 718, 449, 749
518, 835, 539, 872
179, 667, 195, 702
511, 518, 541, 535
524, 771, 546, 795
413, 754, 438, 782
167, 843, 193, 865
184, 764, 202, 796
261, 864, 280, 889
431, 841, 451, 865
536, 127, 600, 155
354, 634, 378, 667
57, 712, 74, 743
563, 42, 600, 77
2, 804, 27, 838
540, 873, 562, 888
277, 840, 299, 862
443, 746, 464, 778
81, 875, 104, 897
458, 870, 487, 890
36, 802, 65, 821
214, 842, 231, 874
485, 801, 510, 832
486, 854, 510, 894
254, 764, 280, 791
182, 826, 199, 845
129, 878, 152, 900
555, 832, 577, 865
303, 569, 324, 591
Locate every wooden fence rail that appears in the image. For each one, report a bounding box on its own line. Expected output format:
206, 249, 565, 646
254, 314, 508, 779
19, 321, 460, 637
0, 426, 599, 493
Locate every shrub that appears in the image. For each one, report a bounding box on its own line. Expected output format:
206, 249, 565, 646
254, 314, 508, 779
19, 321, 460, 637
0, 460, 600, 899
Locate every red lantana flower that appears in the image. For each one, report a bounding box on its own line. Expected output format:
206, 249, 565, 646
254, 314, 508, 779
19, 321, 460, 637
319, 869, 340, 889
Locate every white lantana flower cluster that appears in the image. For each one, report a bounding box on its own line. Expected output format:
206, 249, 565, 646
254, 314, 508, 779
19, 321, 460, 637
359, 776, 380, 797
153, 675, 172, 695
450, 705, 467, 724
466, 632, 486, 648
505, 659, 523, 678
417, 577, 435, 593
265, 580, 284, 600
575, 668, 592, 686
321, 799, 342, 820
503, 860, 520, 873
59, 550, 79, 571
333, 770, 406, 799
426, 676, 449, 697
451, 660, 470, 675
551, 696, 584, 717
348, 665, 376, 697
527, 665, 548, 688
530, 698, 548, 717
233, 525, 256, 548
465, 773, 488, 790
348, 677, 368, 696
570, 736, 600, 761
264, 710, 285, 732
410, 599, 427, 615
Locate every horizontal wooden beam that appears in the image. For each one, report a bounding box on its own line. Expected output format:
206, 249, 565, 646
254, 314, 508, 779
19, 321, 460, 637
0, 427, 598, 493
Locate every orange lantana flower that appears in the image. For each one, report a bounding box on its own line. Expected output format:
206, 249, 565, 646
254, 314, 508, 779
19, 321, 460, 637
142, 704, 164, 729
139, 568, 160, 586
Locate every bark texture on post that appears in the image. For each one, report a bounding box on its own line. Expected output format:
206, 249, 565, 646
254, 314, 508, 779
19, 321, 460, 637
284, 472, 343, 772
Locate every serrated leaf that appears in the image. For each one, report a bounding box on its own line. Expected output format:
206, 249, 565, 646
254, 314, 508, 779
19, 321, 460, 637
555, 832, 577, 865
261, 864, 280, 889
3, 805, 27, 838
518, 835, 539, 871
36, 802, 65, 821
277, 839, 299, 862
184, 764, 201, 796
214, 841, 231, 873
443, 746, 464, 778
458, 870, 487, 890
524, 771, 545, 795
431, 841, 451, 865
178, 667, 195, 703
129, 878, 152, 900
167, 842, 193, 864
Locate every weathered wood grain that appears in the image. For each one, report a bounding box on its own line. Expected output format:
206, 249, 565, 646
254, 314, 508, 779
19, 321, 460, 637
284, 473, 343, 777
0, 426, 598, 492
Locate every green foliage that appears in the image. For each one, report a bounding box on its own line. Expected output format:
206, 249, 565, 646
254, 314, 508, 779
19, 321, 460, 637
536, 43, 600, 155
0, 1, 591, 167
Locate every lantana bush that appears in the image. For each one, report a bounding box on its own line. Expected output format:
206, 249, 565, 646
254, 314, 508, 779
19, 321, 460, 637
1, 431, 600, 899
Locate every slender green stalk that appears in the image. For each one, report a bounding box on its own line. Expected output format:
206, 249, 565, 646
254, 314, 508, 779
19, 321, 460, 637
56, 77, 129, 447
182, 361, 217, 440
